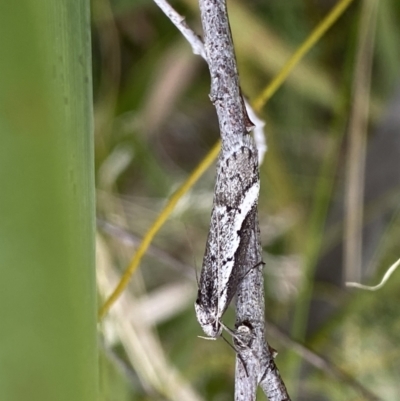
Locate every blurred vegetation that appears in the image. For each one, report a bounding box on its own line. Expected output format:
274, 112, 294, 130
95, 0, 400, 400
0, 1, 97, 401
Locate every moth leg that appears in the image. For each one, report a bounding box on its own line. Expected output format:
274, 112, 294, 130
221, 334, 250, 377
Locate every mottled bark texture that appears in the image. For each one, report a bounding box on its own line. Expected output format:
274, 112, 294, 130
197, 0, 290, 399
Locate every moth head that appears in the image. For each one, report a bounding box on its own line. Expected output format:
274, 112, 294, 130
194, 299, 222, 338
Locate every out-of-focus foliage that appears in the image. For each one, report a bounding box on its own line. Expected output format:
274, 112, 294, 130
0, 1, 97, 401
95, 1, 400, 400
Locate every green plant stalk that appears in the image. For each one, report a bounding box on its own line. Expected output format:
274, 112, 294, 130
286, 79, 354, 395
375, 0, 400, 93
0, 2, 97, 401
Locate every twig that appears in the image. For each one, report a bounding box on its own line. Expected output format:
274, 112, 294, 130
98, 0, 355, 319
153, 0, 206, 58
197, 0, 290, 399
152, 0, 267, 163
235, 215, 290, 401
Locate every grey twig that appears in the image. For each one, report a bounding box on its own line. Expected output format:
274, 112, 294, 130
234, 214, 290, 401
197, 0, 290, 399
152, 0, 267, 164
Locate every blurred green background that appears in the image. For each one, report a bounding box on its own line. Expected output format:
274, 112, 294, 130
0, 2, 96, 401
93, 0, 400, 400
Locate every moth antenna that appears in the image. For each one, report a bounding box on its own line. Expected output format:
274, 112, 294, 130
184, 225, 200, 286
194, 254, 199, 288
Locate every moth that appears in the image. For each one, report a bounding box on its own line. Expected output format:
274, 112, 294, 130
195, 136, 260, 338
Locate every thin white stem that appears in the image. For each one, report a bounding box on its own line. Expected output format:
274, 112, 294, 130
153, 0, 206, 59
346, 257, 400, 291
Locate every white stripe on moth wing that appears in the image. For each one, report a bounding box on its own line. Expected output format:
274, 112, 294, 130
215, 180, 260, 315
